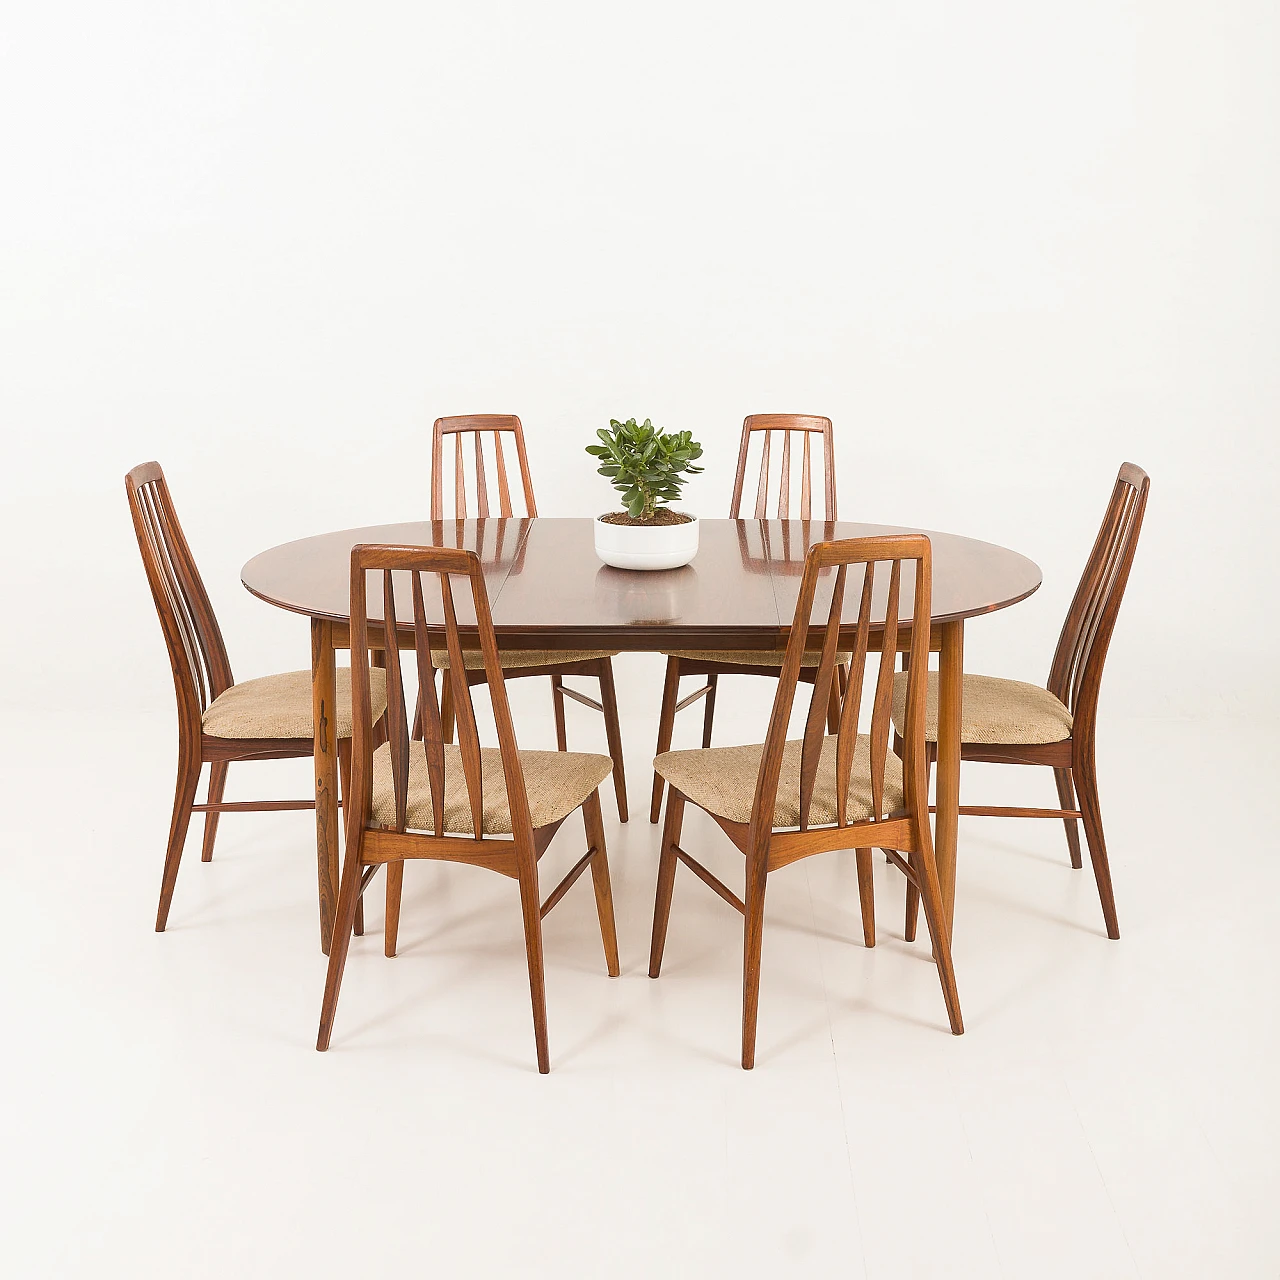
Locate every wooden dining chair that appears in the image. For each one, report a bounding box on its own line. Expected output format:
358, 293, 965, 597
650, 535, 962, 1069
422, 415, 629, 822
889, 462, 1150, 941
317, 542, 620, 1073
650, 414, 844, 822
125, 462, 389, 934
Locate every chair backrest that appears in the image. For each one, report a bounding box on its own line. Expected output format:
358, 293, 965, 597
125, 462, 234, 737
347, 542, 533, 843
1046, 463, 1150, 738
750, 536, 933, 849
431, 415, 538, 520
730, 414, 837, 520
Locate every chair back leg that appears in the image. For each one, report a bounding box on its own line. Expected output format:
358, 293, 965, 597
650, 657, 682, 822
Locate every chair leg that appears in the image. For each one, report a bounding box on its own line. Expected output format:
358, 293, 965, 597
316, 830, 367, 1050
582, 790, 620, 976
1075, 749, 1120, 940
912, 840, 964, 1035
650, 657, 681, 823
550, 675, 568, 751
156, 744, 201, 932
701, 673, 718, 747
384, 860, 404, 957
855, 848, 875, 947
516, 850, 550, 1074
1054, 767, 1084, 869
200, 761, 228, 863
904, 848, 920, 943
826, 670, 842, 734
337, 738, 362, 937
596, 660, 629, 823
440, 674, 456, 745
648, 789, 685, 977
741, 857, 768, 1070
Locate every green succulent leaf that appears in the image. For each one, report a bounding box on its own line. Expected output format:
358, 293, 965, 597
584, 416, 705, 521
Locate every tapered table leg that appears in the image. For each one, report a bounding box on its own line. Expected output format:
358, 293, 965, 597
934, 619, 964, 932
311, 617, 340, 955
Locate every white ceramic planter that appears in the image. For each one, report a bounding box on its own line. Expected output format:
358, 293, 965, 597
594, 514, 699, 571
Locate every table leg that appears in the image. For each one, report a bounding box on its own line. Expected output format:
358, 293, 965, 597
935, 619, 964, 932
311, 617, 340, 955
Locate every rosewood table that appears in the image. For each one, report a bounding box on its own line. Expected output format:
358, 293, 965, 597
242, 518, 1041, 954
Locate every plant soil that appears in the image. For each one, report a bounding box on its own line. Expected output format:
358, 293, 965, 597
598, 509, 693, 527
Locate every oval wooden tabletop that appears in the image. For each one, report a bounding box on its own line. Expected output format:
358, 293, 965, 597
241, 518, 1042, 650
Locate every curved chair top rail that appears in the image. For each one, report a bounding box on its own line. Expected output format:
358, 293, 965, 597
730, 414, 837, 522
431, 415, 538, 522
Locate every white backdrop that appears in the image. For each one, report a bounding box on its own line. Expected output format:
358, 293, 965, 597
2, 1, 1276, 721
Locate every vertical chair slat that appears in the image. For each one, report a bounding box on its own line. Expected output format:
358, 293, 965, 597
1070, 487, 1138, 715
1047, 479, 1126, 703
779, 432, 791, 519
754, 431, 771, 519
835, 563, 876, 825
145, 485, 210, 712
801, 433, 812, 520
867, 560, 901, 820
474, 432, 489, 517
411, 571, 447, 836
440, 573, 485, 837
381, 570, 410, 833
797, 564, 846, 830
465, 558, 537, 840
493, 432, 514, 518
454, 434, 467, 521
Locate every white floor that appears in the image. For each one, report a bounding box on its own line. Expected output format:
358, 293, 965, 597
4, 658, 1277, 1278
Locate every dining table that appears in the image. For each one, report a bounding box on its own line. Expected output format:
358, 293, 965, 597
241, 517, 1042, 954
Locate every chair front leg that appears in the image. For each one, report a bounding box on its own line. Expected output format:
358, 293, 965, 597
515, 845, 550, 1074
200, 761, 228, 863
316, 829, 369, 1050
648, 789, 685, 976
650, 657, 681, 823
1053, 766, 1084, 869
741, 853, 768, 1070
156, 739, 202, 931
855, 848, 875, 947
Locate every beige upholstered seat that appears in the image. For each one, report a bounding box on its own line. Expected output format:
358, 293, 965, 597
890, 671, 1073, 746
371, 741, 612, 835
431, 648, 618, 670
664, 649, 850, 667
654, 734, 904, 828
202, 669, 388, 740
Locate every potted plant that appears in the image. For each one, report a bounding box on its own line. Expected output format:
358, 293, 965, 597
587, 418, 704, 570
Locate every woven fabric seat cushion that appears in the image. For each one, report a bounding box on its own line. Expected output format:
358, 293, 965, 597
890, 672, 1073, 745
655, 734, 903, 828
370, 741, 612, 834
430, 648, 617, 670
202, 669, 388, 741
664, 649, 850, 668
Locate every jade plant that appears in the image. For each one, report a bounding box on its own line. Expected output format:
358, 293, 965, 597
586, 418, 704, 522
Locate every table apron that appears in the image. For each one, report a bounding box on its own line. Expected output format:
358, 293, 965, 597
326, 622, 949, 654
